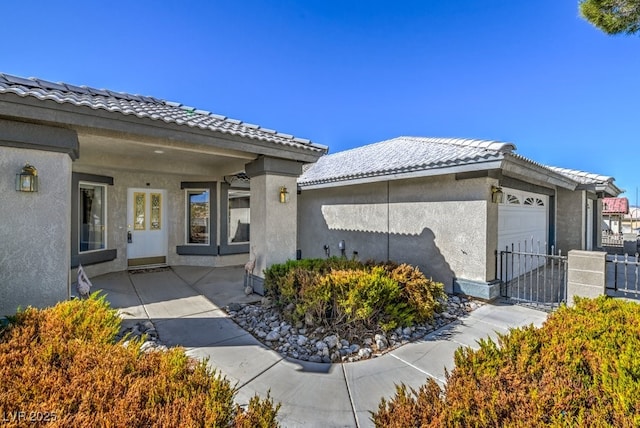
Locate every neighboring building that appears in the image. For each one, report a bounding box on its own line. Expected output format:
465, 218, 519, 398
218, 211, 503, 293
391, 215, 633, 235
297, 137, 621, 300
547, 167, 622, 252
622, 206, 640, 234
601, 197, 629, 234
0, 73, 326, 316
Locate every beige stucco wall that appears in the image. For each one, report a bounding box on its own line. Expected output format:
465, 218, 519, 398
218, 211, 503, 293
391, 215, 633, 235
72, 165, 249, 279
298, 175, 494, 292
1, 147, 71, 316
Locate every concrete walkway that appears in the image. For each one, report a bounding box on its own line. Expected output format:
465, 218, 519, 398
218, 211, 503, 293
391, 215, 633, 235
93, 266, 548, 428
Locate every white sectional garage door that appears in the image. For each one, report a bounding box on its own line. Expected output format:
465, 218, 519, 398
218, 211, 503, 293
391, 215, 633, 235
498, 188, 548, 255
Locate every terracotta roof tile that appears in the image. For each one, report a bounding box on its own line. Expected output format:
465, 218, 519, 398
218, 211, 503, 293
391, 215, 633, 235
603, 197, 629, 214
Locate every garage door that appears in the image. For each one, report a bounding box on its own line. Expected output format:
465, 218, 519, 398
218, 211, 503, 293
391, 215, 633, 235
498, 188, 548, 255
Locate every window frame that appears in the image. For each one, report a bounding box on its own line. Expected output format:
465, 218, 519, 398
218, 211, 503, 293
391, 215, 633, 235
71, 173, 116, 268
226, 188, 251, 244
219, 182, 250, 255
79, 181, 108, 253
176, 181, 218, 256
185, 188, 211, 246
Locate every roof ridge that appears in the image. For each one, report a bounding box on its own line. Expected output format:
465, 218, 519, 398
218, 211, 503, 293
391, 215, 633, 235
396, 136, 517, 153
318, 136, 516, 160
299, 135, 513, 187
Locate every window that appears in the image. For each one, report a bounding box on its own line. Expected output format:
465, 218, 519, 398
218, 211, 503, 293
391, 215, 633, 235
228, 189, 250, 244
177, 182, 217, 256
79, 183, 106, 252
72, 172, 116, 268
219, 180, 250, 255
524, 197, 544, 207
187, 190, 209, 244
506, 194, 521, 204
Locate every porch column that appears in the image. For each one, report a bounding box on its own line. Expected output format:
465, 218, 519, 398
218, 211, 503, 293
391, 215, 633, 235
245, 156, 302, 294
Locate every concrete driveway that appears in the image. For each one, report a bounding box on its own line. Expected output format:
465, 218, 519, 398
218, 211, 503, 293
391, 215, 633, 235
93, 265, 548, 428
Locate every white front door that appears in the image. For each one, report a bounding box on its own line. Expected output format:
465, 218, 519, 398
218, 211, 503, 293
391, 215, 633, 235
127, 188, 168, 266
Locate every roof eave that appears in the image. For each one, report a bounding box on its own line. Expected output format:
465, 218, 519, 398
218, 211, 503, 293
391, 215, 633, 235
0, 92, 326, 163
597, 182, 623, 197
298, 159, 504, 189
501, 155, 577, 190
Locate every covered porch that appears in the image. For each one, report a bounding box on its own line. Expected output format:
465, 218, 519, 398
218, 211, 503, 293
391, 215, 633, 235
0, 73, 326, 315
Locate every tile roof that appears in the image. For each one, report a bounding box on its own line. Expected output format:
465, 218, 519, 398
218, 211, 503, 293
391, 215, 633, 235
603, 197, 629, 214
0, 73, 326, 154
298, 136, 517, 186
545, 166, 614, 186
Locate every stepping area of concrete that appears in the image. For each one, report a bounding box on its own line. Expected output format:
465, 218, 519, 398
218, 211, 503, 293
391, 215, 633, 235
94, 265, 548, 428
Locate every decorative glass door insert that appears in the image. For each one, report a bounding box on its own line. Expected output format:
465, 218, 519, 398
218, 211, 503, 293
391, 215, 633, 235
134, 192, 146, 230
151, 193, 162, 230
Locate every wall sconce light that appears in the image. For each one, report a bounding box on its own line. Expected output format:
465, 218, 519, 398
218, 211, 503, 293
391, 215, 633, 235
279, 186, 289, 203
15, 163, 38, 192
491, 185, 503, 204
338, 239, 346, 257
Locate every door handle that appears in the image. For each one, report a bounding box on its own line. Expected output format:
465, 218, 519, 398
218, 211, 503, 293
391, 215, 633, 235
127, 231, 132, 243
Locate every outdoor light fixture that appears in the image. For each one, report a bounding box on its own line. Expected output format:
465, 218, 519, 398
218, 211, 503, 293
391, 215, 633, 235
338, 239, 346, 257
279, 186, 289, 203
15, 163, 38, 192
491, 185, 503, 204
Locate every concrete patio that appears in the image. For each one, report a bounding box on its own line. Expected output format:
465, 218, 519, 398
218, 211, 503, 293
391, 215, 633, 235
93, 265, 548, 428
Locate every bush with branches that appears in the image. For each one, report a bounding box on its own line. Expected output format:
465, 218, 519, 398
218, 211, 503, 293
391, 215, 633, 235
263, 258, 445, 337
373, 296, 640, 427
0, 294, 280, 427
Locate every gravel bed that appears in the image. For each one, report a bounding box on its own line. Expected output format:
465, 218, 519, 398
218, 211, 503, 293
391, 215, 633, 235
225, 295, 484, 363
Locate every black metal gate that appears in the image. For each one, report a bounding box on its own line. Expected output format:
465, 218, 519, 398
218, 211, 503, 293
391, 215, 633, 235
498, 244, 567, 311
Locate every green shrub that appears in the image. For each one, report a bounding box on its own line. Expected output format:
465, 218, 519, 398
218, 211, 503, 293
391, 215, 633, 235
0, 294, 280, 427
335, 267, 411, 331
264, 257, 365, 308
372, 296, 640, 427
389, 263, 446, 321
264, 258, 364, 302
264, 258, 445, 335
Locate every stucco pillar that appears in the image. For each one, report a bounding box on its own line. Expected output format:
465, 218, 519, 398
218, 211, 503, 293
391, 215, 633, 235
245, 156, 302, 294
0, 147, 72, 316
566, 250, 606, 306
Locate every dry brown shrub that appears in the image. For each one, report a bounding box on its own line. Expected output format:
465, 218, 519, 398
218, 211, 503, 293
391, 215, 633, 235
372, 297, 640, 427
0, 294, 280, 427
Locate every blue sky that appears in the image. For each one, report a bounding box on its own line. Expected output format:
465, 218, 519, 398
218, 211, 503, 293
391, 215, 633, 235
2, 1, 639, 200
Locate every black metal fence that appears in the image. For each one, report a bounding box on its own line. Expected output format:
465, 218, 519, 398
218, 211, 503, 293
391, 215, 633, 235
606, 253, 640, 298
498, 243, 567, 311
